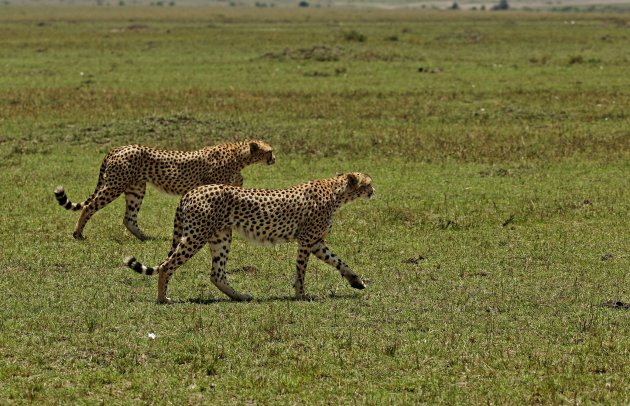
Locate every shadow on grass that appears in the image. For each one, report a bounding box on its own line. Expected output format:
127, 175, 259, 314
601, 301, 630, 310
184, 292, 363, 305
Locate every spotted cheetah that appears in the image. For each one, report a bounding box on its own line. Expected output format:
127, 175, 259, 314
54, 140, 275, 241
124, 172, 373, 304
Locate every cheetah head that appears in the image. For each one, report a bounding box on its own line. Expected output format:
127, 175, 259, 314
340, 172, 374, 201
248, 140, 276, 166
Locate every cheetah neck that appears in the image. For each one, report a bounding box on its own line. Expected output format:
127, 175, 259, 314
202, 143, 250, 167
331, 179, 355, 207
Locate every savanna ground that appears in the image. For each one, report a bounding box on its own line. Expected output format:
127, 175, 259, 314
1, 6, 629, 404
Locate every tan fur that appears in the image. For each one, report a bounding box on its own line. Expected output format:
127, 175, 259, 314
54, 140, 275, 240
124, 173, 374, 303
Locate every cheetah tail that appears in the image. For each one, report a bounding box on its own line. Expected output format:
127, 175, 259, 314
124, 256, 156, 276
53, 186, 84, 211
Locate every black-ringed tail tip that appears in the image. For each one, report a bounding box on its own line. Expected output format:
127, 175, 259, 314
124, 256, 155, 275
54, 185, 81, 210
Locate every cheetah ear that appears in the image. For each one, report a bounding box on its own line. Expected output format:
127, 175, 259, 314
249, 141, 260, 154
346, 173, 358, 188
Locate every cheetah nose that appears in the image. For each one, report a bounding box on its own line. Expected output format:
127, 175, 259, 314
267, 154, 276, 165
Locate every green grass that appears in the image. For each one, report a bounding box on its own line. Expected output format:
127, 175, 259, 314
1, 6, 629, 404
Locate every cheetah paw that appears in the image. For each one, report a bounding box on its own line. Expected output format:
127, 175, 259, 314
348, 275, 366, 290
295, 294, 317, 301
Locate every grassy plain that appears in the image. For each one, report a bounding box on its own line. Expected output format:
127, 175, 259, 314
1, 6, 629, 404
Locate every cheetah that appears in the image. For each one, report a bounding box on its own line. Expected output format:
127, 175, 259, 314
54, 140, 275, 241
124, 172, 374, 304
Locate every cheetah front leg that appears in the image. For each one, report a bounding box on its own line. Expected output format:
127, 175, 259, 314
311, 241, 366, 290
123, 182, 150, 241
208, 229, 252, 302
293, 244, 311, 300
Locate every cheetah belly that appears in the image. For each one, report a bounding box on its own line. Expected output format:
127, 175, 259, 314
232, 222, 297, 246
149, 182, 180, 196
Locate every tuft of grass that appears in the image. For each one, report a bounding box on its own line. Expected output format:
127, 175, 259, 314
342, 29, 367, 42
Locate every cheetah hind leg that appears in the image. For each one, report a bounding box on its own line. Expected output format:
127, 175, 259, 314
155, 236, 205, 304
208, 229, 252, 302
74, 185, 123, 240
123, 183, 151, 241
